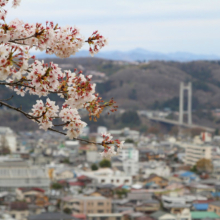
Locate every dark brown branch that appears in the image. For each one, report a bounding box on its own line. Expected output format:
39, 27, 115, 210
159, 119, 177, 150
0, 95, 14, 101
9, 34, 36, 42
0, 81, 67, 94
0, 100, 102, 145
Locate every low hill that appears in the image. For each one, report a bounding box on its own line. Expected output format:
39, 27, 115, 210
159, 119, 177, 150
1, 58, 220, 130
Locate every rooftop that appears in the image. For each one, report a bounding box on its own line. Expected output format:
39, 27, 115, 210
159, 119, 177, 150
28, 212, 75, 220
191, 212, 220, 219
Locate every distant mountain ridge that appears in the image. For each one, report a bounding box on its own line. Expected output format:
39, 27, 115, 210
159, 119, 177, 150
36, 48, 220, 62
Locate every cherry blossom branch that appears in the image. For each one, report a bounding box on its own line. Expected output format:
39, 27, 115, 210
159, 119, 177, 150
0, 99, 102, 145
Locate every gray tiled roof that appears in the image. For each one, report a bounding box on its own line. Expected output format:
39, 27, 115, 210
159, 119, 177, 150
28, 212, 76, 220
151, 211, 173, 219
210, 201, 220, 207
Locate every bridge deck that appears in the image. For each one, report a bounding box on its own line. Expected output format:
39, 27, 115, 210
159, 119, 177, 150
149, 117, 215, 132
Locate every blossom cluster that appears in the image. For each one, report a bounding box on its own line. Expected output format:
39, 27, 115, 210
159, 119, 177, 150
88, 31, 108, 56
0, 0, 119, 160
0, 0, 20, 8
27, 60, 63, 96
60, 107, 87, 139
100, 132, 125, 159
0, 45, 30, 81
30, 98, 59, 131
65, 73, 96, 109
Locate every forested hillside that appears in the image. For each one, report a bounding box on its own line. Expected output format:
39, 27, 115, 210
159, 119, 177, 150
1, 58, 220, 131
2, 58, 220, 110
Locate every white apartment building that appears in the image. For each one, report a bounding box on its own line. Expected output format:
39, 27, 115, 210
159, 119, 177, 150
184, 144, 212, 166
141, 161, 170, 178
118, 143, 139, 162
123, 159, 139, 176
82, 168, 132, 186
0, 161, 50, 192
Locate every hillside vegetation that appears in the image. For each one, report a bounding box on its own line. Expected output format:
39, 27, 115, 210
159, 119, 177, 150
1, 58, 220, 131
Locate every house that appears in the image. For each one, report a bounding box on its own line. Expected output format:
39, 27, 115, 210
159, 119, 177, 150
54, 168, 74, 180
193, 203, 208, 211
96, 184, 115, 198
28, 212, 75, 220
144, 174, 168, 188
188, 183, 215, 194
127, 190, 152, 202
117, 143, 139, 162
0, 161, 50, 192
68, 181, 85, 194
208, 201, 220, 216
123, 158, 139, 176
0, 212, 16, 220
15, 187, 49, 208
191, 211, 220, 220
164, 183, 187, 197
81, 168, 132, 186
8, 201, 29, 220
135, 200, 160, 213
141, 161, 170, 179
61, 195, 112, 215
87, 213, 124, 220
175, 208, 191, 220
139, 149, 165, 162
150, 211, 176, 220
179, 171, 200, 183
161, 195, 191, 211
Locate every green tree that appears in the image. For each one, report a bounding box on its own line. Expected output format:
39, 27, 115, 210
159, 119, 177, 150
63, 208, 72, 214
51, 182, 63, 190
91, 163, 98, 171
99, 159, 111, 168
121, 110, 140, 127
125, 138, 134, 143
190, 165, 198, 173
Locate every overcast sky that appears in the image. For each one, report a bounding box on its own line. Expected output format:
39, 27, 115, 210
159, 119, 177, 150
5, 0, 220, 55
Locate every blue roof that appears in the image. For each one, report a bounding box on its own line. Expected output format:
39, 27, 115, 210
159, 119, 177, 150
193, 203, 208, 211
122, 185, 130, 189
211, 192, 220, 197
180, 171, 197, 177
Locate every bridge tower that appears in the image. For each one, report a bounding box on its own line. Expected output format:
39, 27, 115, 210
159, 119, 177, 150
179, 82, 192, 125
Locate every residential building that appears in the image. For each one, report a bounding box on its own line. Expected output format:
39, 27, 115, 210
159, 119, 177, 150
144, 174, 168, 188
28, 212, 75, 220
0, 161, 50, 192
191, 211, 220, 220
179, 171, 200, 184
150, 211, 176, 220
82, 168, 132, 186
7, 202, 29, 220
127, 190, 152, 201
54, 167, 74, 180
61, 195, 111, 215
139, 149, 165, 162
87, 213, 124, 220
208, 201, 220, 216
161, 195, 191, 210
175, 208, 191, 220
123, 159, 139, 176
141, 161, 170, 179
184, 144, 212, 166
135, 200, 160, 213
117, 143, 139, 162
